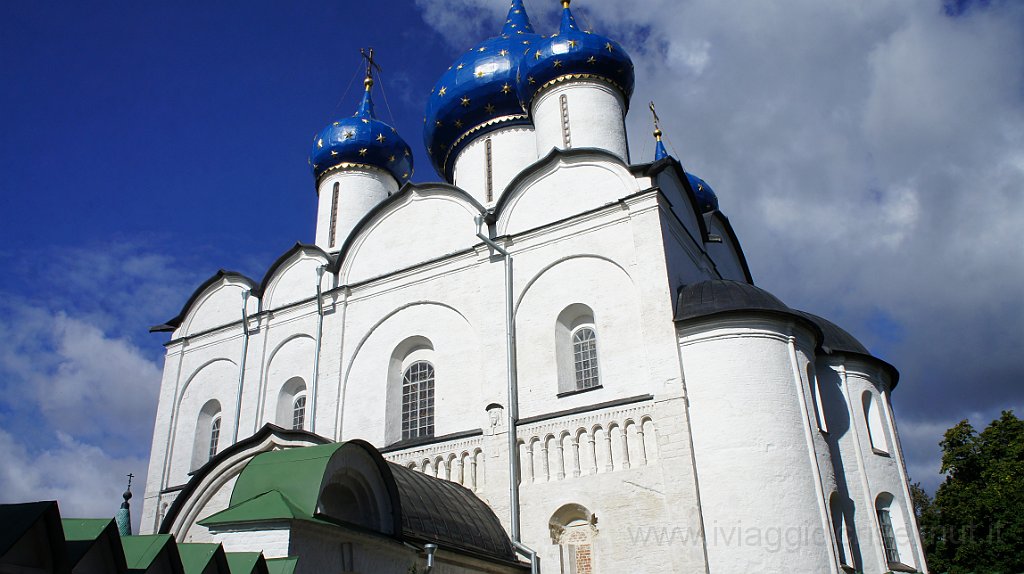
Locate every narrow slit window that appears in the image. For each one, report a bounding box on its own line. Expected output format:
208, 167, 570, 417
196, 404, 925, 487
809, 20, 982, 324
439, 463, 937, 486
329, 182, 340, 248
402, 361, 435, 440
485, 138, 494, 203
560, 94, 571, 147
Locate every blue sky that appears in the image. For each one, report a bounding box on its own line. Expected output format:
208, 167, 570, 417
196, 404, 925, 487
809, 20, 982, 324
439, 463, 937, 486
2, 0, 1022, 526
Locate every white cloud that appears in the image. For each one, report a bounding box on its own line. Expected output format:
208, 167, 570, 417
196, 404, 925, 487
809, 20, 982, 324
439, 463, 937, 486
412, 0, 1024, 488
0, 427, 147, 529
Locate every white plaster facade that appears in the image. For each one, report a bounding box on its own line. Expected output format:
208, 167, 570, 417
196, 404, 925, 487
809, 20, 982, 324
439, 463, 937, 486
140, 23, 925, 574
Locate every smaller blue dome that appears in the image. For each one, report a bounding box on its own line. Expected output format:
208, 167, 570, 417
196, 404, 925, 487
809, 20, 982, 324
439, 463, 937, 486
686, 173, 719, 213
516, 1, 634, 110
423, 0, 540, 181
310, 82, 413, 186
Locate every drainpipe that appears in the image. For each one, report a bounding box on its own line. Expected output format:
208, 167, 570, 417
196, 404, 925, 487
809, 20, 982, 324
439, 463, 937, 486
310, 265, 326, 434
474, 216, 538, 574
232, 290, 251, 443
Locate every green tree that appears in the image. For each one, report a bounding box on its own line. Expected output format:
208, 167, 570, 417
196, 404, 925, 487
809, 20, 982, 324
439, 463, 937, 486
921, 411, 1024, 573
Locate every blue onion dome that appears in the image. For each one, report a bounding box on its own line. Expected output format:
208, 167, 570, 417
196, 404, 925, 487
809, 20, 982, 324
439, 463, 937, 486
310, 74, 413, 186
687, 173, 720, 213
516, 0, 635, 111
423, 0, 541, 182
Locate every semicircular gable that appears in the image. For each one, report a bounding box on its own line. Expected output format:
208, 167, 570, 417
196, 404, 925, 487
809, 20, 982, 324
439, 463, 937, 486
494, 148, 641, 237
151, 271, 257, 336
260, 243, 332, 310
336, 183, 485, 285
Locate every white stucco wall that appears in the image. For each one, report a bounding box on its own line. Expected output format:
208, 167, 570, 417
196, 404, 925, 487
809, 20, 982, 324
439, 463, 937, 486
533, 80, 629, 163
314, 167, 397, 253
453, 126, 537, 207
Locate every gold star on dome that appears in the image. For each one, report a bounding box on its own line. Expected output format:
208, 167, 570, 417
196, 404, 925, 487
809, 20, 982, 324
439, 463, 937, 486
510, 24, 516, 28
551, 33, 558, 38
506, 18, 511, 23
343, 130, 354, 139
376, 133, 386, 143
391, 127, 397, 133
402, 172, 409, 179
476, 71, 485, 78
553, 60, 563, 68
438, 86, 447, 96
478, 46, 487, 52
332, 121, 339, 126
455, 119, 463, 128
361, 118, 369, 124
499, 49, 508, 56
605, 42, 613, 52
587, 56, 597, 64
516, 30, 524, 34
528, 76, 536, 84
330, 150, 338, 156
502, 83, 511, 94
405, 149, 410, 157
358, 148, 368, 156
461, 96, 470, 107
485, 103, 496, 113
567, 39, 577, 48
514, 9, 520, 13
535, 50, 542, 59
523, 40, 530, 45
388, 155, 396, 163
436, 120, 443, 127
317, 138, 323, 148
457, 63, 464, 70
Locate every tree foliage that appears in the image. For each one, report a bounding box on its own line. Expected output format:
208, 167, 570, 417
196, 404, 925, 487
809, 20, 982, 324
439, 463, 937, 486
917, 411, 1024, 573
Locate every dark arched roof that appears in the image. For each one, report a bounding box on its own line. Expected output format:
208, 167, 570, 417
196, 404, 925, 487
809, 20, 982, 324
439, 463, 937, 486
793, 311, 869, 355
389, 463, 515, 561
675, 279, 794, 322
676, 279, 899, 387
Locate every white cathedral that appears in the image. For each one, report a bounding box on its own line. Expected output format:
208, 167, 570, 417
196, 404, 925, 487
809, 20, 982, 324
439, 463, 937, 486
134, 1, 927, 572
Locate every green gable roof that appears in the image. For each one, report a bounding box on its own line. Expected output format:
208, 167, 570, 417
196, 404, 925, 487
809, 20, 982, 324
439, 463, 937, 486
265, 557, 298, 574
199, 491, 314, 527
177, 543, 226, 574
61, 518, 113, 541
224, 552, 267, 574
228, 443, 346, 517
121, 534, 180, 573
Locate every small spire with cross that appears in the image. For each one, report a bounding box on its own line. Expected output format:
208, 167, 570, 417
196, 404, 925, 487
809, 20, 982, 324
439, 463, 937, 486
115, 472, 135, 536
649, 101, 669, 161
360, 47, 382, 92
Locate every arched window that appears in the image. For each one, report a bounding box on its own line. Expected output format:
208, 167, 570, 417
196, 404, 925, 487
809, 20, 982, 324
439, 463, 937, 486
191, 399, 222, 470
402, 361, 435, 440
875, 493, 907, 566
292, 394, 307, 430
276, 376, 307, 430
549, 503, 597, 574
556, 304, 601, 395
572, 326, 600, 390
863, 391, 890, 454
208, 416, 221, 461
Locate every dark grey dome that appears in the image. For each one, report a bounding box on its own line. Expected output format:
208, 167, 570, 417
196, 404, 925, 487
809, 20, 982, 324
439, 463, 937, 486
792, 311, 869, 355
675, 279, 791, 322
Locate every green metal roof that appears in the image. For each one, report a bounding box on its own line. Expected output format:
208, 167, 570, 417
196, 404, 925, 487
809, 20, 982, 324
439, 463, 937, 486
177, 543, 224, 574
121, 534, 174, 571
228, 443, 346, 516
224, 552, 267, 574
265, 557, 298, 574
199, 491, 313, 527
61, 518, 113, 541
